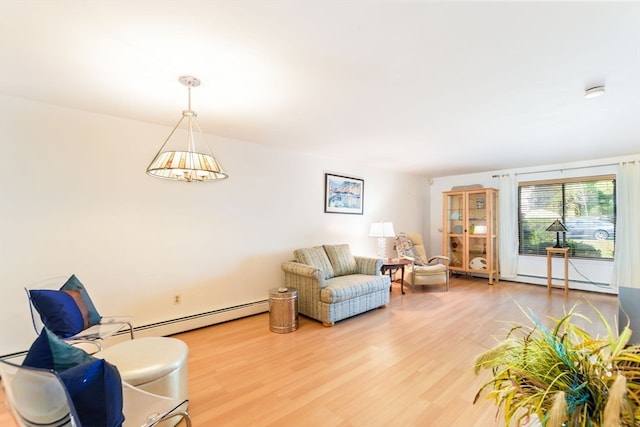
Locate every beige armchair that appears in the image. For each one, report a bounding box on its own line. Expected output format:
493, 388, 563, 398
394, 232, 450, 292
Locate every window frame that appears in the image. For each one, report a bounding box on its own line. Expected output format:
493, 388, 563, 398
518, 175, 616, 260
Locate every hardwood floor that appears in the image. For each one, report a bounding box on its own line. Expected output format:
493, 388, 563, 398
1, 276, 618, 426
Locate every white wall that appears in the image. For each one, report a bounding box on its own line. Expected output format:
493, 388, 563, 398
428, 154, 640, 293
0, 94, 428, 354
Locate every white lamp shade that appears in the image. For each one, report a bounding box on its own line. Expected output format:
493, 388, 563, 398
368, 222, 396, 238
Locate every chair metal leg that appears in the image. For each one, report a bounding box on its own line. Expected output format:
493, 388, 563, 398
126, 321, 135, 339
158, 410, 191, 427
411, 267, 416, 293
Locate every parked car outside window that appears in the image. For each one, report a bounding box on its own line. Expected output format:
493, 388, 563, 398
565, 217, 615, 240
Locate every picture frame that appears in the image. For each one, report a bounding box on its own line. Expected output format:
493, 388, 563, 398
324, 173, 364, 214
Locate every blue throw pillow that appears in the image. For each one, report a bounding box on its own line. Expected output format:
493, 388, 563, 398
29, 274, 103, 338
60, 359, 124, 427
23, 328, 124, 427
61, 274, 102, 326
29, 289, 87, 338
23, 328, 94, 371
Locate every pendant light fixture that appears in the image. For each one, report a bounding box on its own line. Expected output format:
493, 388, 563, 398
147, 76, 228, 182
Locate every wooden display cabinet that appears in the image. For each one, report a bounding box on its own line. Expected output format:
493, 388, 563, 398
442, 188, 499, 284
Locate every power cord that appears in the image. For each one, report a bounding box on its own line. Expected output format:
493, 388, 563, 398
568, 259, 611, 289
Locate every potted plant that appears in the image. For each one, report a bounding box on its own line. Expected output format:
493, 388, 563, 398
474, 303, 640, 426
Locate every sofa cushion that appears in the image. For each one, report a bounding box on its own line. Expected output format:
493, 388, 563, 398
324, 244, 358, 276
413, 264, 447, 276
394, 233, 425, 266
294, 246, 335, 279
320, 274, 390, 304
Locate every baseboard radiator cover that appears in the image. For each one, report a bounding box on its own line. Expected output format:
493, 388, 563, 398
106, 300, 269, 345
500, 275, 615, 294
0, 301, 269, 357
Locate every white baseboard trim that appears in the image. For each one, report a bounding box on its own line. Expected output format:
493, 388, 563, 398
104, 300, 269, 346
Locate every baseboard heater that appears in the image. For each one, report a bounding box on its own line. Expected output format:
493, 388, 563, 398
0, 300, 270, 358
110, 299, 269, 343
501, 275, 615, 294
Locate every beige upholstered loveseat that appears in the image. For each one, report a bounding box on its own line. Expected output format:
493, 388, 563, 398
281, 244, 390, 326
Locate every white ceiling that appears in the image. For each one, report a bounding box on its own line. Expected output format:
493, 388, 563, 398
1, 1, 639, 177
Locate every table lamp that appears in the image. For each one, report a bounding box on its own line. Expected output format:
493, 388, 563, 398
546, 219, 568, 248
369, 221, 396, 259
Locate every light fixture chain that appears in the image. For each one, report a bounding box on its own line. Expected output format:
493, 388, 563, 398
187, 114, 196, 155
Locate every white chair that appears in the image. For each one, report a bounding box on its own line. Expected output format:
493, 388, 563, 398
25, 276, 134, 351
395, 232, 450, 292
0, 356, 191, 427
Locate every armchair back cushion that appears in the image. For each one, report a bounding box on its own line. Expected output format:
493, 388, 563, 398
405, 232, 429, 264
294, 246, 335, 279
324, 244, 358, 276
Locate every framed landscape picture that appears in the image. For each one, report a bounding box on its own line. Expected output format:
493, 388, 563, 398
324, 173, 364, 214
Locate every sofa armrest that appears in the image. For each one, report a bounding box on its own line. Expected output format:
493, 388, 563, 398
281, 261, 327, 288
281, 261, 327, 321
354, 256, 383, 276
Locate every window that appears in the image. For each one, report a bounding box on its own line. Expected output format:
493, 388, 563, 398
518, 176, 616, 259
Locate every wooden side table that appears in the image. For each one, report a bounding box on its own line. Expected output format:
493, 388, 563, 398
381, 259, 411, 294
546, 247, 569, 296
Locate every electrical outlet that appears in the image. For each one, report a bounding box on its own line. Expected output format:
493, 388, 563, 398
174, 295, 181, 304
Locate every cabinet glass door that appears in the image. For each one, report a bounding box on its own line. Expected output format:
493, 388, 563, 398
467, 191, 488, 271
467, 191, 487, 236
446, 192, 465, 269
448, 236, 464, 268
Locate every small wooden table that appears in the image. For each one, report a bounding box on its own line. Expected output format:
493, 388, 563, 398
381, 259, 411, 294
546, 247, 569, 296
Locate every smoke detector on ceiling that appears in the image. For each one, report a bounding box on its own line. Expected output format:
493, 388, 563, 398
584, 86, 605, 99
